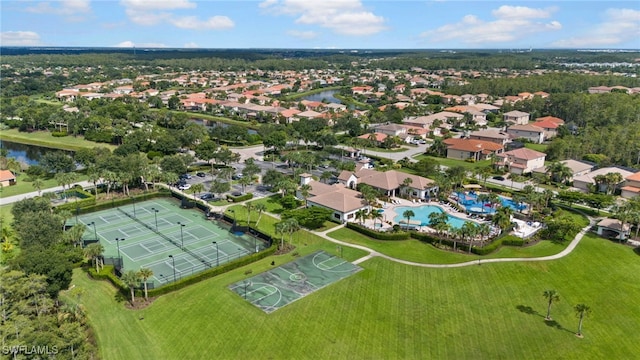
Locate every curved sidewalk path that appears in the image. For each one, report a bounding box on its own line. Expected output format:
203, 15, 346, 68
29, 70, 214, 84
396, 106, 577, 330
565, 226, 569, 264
313, 216, 597, 268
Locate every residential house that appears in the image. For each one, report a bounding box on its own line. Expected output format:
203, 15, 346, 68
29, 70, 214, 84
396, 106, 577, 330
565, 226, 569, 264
443, 138, 504, 161
338, 169, 437, 200
620, 171, 640, 199
532, 118, 562, 139
503, 110, 530, 125
572, 167, 634, 193
0, 170, 16, 187
532, 159, 594, 182
506, 124, 545, 144
468, 129, 512, 146
495, 148, 546, 174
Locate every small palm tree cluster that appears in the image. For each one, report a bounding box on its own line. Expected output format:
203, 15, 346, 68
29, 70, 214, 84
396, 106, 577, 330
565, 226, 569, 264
542, 290, 591, 337
121, 267, 154, 305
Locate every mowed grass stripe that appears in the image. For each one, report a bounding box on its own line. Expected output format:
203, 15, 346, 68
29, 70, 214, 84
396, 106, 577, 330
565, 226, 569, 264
68, 234, 640, 359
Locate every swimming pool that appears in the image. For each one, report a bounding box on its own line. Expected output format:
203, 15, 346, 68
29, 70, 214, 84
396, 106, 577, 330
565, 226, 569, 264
393, 205, 468, 229
455, 192, 526, 214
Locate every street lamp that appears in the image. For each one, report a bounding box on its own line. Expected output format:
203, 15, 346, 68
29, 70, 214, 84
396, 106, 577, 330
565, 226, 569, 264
151, 207, 159, 230
243, 280, 252, 299
212, 241, 219, 267
177, 222, 185, 250
168, 255, 176, 283
89, 221, 97, 241
131, 196, 136, 217
229, 209, 236, 228
115, 238, 125, 270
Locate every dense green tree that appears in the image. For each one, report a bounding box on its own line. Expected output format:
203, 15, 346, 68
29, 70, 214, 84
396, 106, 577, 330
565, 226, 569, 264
40, 151, 75, 174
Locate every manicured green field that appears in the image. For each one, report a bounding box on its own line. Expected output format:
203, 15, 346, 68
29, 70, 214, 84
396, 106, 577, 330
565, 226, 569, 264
0, 173, 89, 197
0, 129, 117, 151
67, 233, 639, 359
525, 143, 550, 152
413, 155, 493, 170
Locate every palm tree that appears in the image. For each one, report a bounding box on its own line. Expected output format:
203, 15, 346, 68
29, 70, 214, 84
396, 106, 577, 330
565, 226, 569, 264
492, 206, 513, 232
254, 203, 267, 227
284, 218, 300, 245
476, 193, 491, 214
320, 171, 333, 184
299, 184, 312, 207
574, 303, 591, 337
355, 209, 368, 225
370, 209, 383, 229
547, 162, 572, 184
31, 177, 44, 196
65, 224, 86, 247
83, 243, 104, 273
191, 183, 204, 200
402, 177, 413, 199
543, 290, 560, 320
121, 270, 140, 305
461, 221, 477, 253
244, 202, 254, 225
87, 167, 101, 196
477, 223, 491, 243
402, 209, 415, 230
604, 172, 623, 195
137, 268, 154, 301
238, 176, 252, 193
275, 221, 288, 249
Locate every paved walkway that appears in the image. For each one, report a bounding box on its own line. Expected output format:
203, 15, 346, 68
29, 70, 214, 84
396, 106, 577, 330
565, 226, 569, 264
0, 180, 94, 206
312, 215, 597, 268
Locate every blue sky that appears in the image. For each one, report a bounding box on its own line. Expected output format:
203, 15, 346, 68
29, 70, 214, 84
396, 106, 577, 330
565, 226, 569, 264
1, 1, 639, 49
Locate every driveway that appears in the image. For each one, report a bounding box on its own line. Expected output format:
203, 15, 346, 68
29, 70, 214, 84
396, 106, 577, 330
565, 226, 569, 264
335, 143, 429, 162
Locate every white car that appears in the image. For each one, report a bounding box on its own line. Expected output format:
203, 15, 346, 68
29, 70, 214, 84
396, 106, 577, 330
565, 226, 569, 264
178, 183, 191, 190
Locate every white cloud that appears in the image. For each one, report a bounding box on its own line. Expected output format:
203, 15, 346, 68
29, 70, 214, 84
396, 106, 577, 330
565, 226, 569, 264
553, 8, 640, 47
169, 16, 234, 30
115, 41, 136, 48
25, 0, 91, 21
120, 0, 234, 30
491, 5, 556, 20
1, 31, 42, 46
184, 42, 199, 48
120, 0, 196, 11
287, 30, 318, 40
114, 41, 166, 48
420, 5, 561, 45
260, 0, 386, 36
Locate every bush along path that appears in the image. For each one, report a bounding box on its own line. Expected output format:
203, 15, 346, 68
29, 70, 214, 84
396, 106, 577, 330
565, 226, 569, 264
312, 215, 597, 268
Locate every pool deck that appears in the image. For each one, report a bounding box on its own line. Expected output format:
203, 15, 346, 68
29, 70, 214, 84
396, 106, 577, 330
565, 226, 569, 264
363, 197, 491, 234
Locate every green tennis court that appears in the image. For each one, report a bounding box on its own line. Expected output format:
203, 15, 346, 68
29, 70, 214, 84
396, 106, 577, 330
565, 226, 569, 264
229, 251, 362, 313
75, 197, 265, 287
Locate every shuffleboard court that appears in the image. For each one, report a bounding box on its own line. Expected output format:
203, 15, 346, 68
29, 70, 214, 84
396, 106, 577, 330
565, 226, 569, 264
73, 197, 267, 288
229, 250, 362, 313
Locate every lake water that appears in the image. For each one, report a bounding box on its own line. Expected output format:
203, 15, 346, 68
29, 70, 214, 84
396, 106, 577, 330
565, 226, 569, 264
0, 140, 48, 165
302, 90, 342, 104
0, 140, 75, 166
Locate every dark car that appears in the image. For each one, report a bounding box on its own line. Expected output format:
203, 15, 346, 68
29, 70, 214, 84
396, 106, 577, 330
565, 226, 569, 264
179, 174, 192, 180
196, 172, 206, 178
492, 176, 506, 181
200, 193, 214, 200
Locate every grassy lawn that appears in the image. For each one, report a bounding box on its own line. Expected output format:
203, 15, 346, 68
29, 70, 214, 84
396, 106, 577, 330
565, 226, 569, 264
0, 129, 117, 151
413, 155, 492, 170
68, 233, 640, 359
525, 143, 550, 152
327, 227, 574, 263
1, 173, 89, 197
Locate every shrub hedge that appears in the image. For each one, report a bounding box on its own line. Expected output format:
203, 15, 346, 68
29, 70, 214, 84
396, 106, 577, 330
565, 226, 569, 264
227, 193, 254, 202
409, 231, 525, 255
346, 222, 410, 240
55, 188, 97, 211
66, 189, 171, 214
85, 244, 278, 299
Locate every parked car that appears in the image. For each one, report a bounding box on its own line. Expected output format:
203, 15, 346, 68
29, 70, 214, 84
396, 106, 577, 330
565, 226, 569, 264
196, 172, 206, 178
179, 174, 192, 180
200, 193, 214, 200
492, 176, 505, 181
178, 183, 191, 190
231, 173, 243, 180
